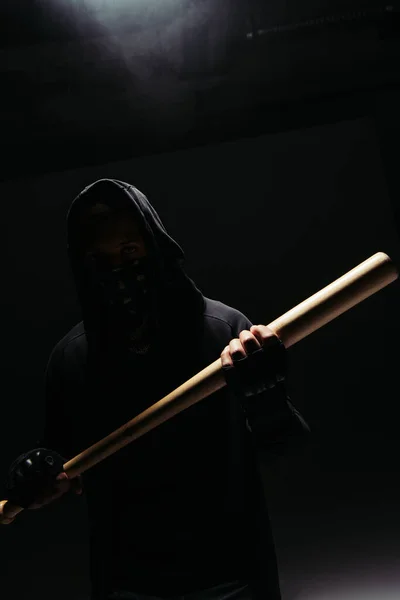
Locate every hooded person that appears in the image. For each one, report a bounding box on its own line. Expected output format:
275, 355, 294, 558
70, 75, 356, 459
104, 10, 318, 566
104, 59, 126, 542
3, 179, 310, 600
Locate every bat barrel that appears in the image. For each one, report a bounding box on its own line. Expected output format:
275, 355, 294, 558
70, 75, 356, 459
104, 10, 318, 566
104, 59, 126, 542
1, 252, 398, 524
268, 252, 398, 348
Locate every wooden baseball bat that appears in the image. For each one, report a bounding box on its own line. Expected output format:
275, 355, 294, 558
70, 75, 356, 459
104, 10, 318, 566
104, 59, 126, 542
1, 251, 398, 524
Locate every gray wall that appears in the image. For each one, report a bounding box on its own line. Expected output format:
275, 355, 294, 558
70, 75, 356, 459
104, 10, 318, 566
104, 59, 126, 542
1, 116, 399, 600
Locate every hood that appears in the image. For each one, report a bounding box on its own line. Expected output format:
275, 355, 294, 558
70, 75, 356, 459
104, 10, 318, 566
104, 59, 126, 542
67, 178, 205, 354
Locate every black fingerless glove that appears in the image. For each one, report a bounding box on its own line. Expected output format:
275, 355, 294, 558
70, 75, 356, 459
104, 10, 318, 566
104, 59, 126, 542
222, 335, 286, 398
4, 448, 66, 508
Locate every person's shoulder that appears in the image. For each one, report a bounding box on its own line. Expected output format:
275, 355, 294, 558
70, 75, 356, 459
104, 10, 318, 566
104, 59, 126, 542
52, 321, 86, 352
47, 322, 86, 367
203, 297, 253, 332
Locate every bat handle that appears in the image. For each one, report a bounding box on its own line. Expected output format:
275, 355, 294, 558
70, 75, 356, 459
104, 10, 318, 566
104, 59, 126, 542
0, 500, 24, 525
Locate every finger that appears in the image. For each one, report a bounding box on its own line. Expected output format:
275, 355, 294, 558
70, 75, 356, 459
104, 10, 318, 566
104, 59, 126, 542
28, 477, 72, 509
42, 487, 67, 504
229, 338, 246, 361
28, 484, 69, 509
220, 345, 233, 368
56, 471, 75, 491
250, 325, 281, 347
28, 492, 60, 510
28, 488, 61, 509
57, 472, 82, 495
55, 478, 72, 494
239, 330, 261, 354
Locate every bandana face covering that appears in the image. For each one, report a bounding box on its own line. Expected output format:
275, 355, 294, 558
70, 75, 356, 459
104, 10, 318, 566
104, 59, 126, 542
86, 256, 156, 354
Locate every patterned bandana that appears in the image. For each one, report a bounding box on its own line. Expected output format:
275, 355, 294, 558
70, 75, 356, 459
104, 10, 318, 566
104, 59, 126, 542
86, 256, 156, 354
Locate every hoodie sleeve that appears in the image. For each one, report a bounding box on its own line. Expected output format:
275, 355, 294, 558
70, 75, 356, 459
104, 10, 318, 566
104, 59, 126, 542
40, 345, 74, 459
241, 382, 311, 457
231, 313, 311, 457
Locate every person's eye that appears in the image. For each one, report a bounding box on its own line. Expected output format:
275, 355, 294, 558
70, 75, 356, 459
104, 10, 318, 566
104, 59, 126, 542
121, 244, 139, 257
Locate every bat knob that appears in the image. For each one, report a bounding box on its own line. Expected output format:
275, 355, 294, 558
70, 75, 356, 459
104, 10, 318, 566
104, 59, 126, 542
0, 500, 21, 525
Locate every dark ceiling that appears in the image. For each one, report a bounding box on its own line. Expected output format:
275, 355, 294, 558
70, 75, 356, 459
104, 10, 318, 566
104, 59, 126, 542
1, 0, 399, 180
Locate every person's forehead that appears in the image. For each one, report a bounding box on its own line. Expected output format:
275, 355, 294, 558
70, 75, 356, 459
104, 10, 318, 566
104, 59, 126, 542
79, 207, 145, 248
83, 206, 140, 230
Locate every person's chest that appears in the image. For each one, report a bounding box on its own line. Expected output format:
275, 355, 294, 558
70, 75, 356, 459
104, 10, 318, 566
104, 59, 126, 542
64, 323, 242, 493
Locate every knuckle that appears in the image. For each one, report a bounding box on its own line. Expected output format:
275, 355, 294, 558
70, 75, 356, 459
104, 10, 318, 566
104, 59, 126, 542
260, 327, 274, 339
239, 330, 251, 341
229, 338, 241, 352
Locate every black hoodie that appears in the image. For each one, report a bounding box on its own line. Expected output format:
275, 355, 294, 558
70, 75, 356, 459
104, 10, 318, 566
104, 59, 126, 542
42, 179, 309, 599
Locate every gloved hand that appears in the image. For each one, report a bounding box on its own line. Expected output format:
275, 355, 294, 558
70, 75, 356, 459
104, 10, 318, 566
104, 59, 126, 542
221, 325, 286, 398
4, 448, 82, 509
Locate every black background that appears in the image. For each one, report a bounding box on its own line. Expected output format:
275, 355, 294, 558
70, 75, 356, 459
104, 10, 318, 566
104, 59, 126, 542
1, 2, 400, 599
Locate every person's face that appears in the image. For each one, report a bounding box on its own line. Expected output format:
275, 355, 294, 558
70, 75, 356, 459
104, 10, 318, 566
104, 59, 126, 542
83, 210, 147, 269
